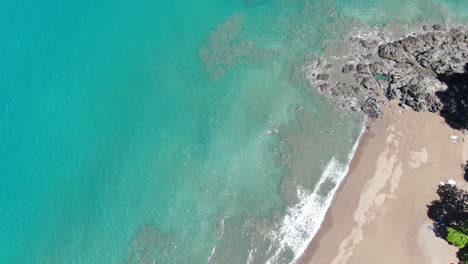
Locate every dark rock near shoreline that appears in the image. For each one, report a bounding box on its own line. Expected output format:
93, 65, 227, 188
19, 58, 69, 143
356, 63, 371, 75
342, 64, 354, 73
386, 75, 445, 112
361, 77, 380, 90
369, 61, 386, 75
361, 98, 383, 119
359, 39, 378, 49
316, 73, 329, 81
318, 83, 329, 93
433, 24, 445, 31
307, 24, 468, 123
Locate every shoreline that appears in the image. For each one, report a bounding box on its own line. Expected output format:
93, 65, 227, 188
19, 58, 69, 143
291, 121, 368, 263
296, 21, 467, 263
296, 124, 373, 264
298, 102, 466, 263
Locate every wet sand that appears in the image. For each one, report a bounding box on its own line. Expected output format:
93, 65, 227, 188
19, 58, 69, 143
298, 102, 466, 264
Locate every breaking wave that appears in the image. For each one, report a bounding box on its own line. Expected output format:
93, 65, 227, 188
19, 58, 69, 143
267, 123, 365, 264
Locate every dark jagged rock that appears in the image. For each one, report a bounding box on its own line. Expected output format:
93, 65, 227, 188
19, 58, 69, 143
450, 26, 465, 35
369, 61, 386, 75
351, 85, 362, 94
361, 98, 383, 119
433, 24, 445, 31
330, 86, 340, 97
342, 64, 354, 73
386, 73, 445, 112
356, 63, 371, 75
359, 39, 378, 49
308, 25, 468, 121
363, 54, 373, 59
397, 83, 441, 112
316, 73, 329, 81
378, 42, 410, 62
361, 77, 380, 90
318, 83, 329, 93
377, 79, 389, 90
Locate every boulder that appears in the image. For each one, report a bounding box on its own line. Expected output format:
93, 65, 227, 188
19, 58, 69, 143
378, 42, 409, 62
342, 64, 355, 73
316, 73, 329, 81
433, 24, 445, 31
359, 39, 378, 50
369, 61, 387, 75
356, 63, 371, 75
361, 98, 383, 119
361, 77, 380, 90
318, 83, 329, 93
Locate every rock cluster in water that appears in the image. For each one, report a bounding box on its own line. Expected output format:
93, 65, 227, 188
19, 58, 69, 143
306, 24, 468, 119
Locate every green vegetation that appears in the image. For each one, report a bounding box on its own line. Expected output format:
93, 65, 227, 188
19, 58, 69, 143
447, 227, 468, 248
427, 185, 468, 263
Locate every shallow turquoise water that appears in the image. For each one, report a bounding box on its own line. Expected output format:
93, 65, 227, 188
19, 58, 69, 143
0, 0, 466, 263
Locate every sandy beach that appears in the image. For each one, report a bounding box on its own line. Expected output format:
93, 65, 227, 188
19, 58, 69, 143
299, 101, 467, 264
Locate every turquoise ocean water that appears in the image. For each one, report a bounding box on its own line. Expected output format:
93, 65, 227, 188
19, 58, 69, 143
1, 0, 467, 263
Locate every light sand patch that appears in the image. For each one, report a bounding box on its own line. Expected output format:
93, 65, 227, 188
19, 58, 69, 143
386, 131, 400, 148
389, 163, 403, 196
386, 134, 395, 144
408, 148, 429, 168
331, 145, 404, 264
301, 108, 464, 264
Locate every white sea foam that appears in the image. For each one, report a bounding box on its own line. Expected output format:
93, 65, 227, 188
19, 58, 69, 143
267, 122, 366, 264
247, 248, 255, 264
208, 245, 216, 262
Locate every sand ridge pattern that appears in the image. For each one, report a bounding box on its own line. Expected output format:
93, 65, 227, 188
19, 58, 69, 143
303, 102, 464, 264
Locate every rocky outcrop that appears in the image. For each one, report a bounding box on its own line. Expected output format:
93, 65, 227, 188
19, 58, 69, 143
436, 63, 468, 130
306, 24, 468, 120
361, 98, 384, 119
342, 64, 354, 73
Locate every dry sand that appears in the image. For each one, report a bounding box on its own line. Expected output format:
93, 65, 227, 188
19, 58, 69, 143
299, 102, 467, 264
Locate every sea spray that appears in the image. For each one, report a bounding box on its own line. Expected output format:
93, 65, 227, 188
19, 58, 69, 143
267, 122, 366, 263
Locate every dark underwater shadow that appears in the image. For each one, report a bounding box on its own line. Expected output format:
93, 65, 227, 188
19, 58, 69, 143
436, 63, 468, 130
